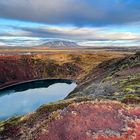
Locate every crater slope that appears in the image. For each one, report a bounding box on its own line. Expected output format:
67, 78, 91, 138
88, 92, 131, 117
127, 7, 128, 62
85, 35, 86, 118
1, 52, 140, 140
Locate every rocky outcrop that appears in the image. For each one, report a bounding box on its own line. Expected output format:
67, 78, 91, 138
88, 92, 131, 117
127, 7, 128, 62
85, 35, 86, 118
69, 54, 140, 104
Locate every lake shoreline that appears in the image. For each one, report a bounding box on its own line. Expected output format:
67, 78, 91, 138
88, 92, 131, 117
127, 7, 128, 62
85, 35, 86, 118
0, 79, 77, 120
0, 78, 76, 91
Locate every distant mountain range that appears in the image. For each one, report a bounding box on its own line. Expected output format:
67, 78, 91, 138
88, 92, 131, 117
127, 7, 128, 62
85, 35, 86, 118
42, 40, 80, 48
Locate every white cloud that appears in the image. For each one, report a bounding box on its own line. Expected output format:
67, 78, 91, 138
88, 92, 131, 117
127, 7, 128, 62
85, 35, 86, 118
37, 25, 140, 40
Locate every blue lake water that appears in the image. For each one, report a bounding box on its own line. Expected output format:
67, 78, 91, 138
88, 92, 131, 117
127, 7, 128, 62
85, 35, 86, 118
0, 79, 77, 120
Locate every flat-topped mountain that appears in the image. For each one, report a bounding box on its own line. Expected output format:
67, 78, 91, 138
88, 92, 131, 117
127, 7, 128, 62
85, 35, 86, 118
43, 40, 79, 48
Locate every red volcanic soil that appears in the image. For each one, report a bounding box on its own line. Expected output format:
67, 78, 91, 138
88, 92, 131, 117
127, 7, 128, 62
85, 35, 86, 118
0, 54, 82, 88
36, 102, 140, 140
0, 100, 140, 140
0, 55, 36, 87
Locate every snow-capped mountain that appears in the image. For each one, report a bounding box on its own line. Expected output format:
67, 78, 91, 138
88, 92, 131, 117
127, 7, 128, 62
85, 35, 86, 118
44, 40, 79, 48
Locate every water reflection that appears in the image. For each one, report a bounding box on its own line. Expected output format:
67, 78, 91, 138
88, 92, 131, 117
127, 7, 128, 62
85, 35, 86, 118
0, 79, 76, 120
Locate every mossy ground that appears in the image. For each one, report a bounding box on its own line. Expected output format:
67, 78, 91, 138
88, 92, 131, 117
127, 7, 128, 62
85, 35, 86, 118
67, 54, 140, 104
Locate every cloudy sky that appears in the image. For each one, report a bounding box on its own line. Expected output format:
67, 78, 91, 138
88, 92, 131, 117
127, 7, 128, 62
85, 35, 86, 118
0, 0, 140, 47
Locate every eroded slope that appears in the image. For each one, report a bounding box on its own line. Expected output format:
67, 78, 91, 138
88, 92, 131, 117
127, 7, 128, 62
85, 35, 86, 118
69, 53, 140, 104
0, 52, 123, 88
